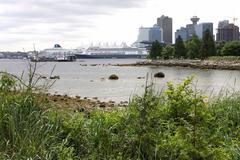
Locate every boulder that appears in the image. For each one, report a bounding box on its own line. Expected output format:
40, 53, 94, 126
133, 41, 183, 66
154, 72, 165, 78
137, 76, 145, 79
50, 75, 60, 79
109, 74, 119, 80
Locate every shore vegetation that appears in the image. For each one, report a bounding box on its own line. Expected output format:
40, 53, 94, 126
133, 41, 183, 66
1, 71, 240, 159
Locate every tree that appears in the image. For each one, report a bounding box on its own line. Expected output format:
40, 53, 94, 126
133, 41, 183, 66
175, 35, 186, 58
201, 29, 216, 59
221, 41, 240, 56
149, 40, 162, 59
162, 45, 175, 59
185, 35, 202, 59
216, 41, 226, 56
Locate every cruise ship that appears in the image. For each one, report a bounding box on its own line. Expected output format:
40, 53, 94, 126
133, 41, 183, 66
30, 44, 78, 62
29, 44, 147, 61
74, 46, 147, 59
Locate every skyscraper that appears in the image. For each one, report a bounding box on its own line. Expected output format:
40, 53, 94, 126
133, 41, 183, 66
195, 23, 214, 39
216, 20, 239, 42
175, 27, 188, 41
175, 16, 200, 41
157, 15, 173, 44
175, 16, 214, 41
137, 25, 163, 43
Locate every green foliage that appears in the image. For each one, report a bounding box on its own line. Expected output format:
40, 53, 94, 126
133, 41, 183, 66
162, 45, 175, 59
221, 41, 240, 56
201, 29, 216, 59
175, 35, 186, 58
216, 41, 226, 56
0, 72, 16, 92
0, 72, 68, 159
208, 56, 240, 62
1, 71, 240, 159
185, 35, 202, 59
149, 40, 162, 59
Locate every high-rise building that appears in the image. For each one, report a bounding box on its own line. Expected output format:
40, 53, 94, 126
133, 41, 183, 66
175, 27, 188, 41
175, 16, 214, 41
175, 16, 200, 41
137, 25, 163, 43
216, 20, 239, 42
195, 23, 214, 39
157, 15, 173, 44
187, 16, 200, 39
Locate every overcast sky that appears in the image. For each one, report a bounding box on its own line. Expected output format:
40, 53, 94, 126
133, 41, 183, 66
0, 0, 239, 51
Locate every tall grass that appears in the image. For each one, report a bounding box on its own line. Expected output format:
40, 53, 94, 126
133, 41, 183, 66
0, 72, 73, 159
208, 56, 240, 62
1, 72, 240, 159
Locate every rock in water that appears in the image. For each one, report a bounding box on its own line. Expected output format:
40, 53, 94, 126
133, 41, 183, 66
154, 72, 165, 78
109, 74, 119, 80
50, 75, 60, 79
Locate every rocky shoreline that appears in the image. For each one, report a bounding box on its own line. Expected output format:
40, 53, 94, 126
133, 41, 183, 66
114, 59, 240, 70
45, 94, 128, 112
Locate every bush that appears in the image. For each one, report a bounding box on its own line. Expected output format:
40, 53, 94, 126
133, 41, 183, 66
1, 71, 240, 159
162, 45, 175, 59
149, 40, 163, 59
221, 41, 240, 56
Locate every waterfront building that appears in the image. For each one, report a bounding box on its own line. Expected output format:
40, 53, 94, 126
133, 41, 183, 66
186, 16, 200, 39
175, 27, 188, 41
216, 20, 239, 42
175, 16, 214, 41
134, 25, 163, 48
157, 15, 173, 44
137, 25, 163, 43
195, 23, 214, 39
175, 16, 200, 41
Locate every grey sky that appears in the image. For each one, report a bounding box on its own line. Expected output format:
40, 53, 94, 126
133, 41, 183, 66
0, 0, 239, 51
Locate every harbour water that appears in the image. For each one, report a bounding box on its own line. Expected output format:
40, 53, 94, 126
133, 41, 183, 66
0, 59, 240, 102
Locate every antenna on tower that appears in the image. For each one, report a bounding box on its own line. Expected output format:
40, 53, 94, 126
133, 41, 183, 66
233, 17, 238, 24
33, 43, 36, 52
228, 17, 238, 24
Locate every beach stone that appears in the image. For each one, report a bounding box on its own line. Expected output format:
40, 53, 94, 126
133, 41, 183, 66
77, 107, 85, 112
109, 100, 115, 104
109, 74, 119, 80
154, 72, 165, 78
99, 103, 106, 108
137, 76, 145, 79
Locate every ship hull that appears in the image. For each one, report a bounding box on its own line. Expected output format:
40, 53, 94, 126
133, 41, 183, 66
74, 54, 147, 59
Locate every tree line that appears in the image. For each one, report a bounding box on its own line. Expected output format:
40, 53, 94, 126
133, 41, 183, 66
149, 29, 240, 60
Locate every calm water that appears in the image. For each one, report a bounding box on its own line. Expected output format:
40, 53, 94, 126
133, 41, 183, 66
0, 59, 240, 102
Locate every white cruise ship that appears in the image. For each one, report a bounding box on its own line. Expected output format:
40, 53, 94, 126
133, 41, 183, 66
30, 44, 80, 62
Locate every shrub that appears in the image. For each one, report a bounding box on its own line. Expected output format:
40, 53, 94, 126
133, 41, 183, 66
1, 71, 240, 159
221, 41, 240, 56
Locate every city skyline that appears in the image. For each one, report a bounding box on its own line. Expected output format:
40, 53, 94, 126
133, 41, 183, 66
0, 0, 239, 51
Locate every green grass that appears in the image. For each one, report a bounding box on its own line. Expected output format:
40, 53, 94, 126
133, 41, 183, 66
208, 56, 240, 62
1, 73, 240, 159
